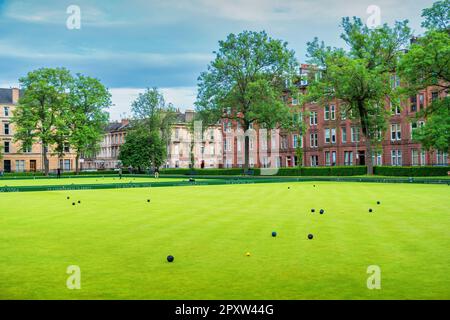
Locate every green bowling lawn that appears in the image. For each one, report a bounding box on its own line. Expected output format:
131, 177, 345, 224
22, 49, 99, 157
0, 181, 449, 299
0, 176, 184, 187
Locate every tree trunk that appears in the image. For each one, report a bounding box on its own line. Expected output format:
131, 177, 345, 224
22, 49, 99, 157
244, 122, 250, 173
365, 138, 374, 175
358, 102, 374, 175
75, 154, 80, 175
42, 144, 49, 176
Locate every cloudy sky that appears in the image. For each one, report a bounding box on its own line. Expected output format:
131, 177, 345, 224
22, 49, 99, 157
0, 0, 435, 120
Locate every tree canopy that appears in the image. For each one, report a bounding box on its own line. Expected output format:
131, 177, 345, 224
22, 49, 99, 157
398, 1, 450, 153
196, 30, 298, 169
119, 88, 176, 170
12, 67, 111, 175
306, 18, 411, 174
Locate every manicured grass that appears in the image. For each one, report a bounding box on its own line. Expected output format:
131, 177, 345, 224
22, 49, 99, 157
0, 176, 185, 187
0, 182, 449, 299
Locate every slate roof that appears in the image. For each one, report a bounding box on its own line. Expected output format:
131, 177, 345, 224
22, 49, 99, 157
0, 88, 23, 104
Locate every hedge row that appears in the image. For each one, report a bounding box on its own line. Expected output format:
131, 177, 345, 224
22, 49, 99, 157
160, 168, 261, 176
1, 170, 118, 177
272, 166, 367, 176
161, 166, 449, 177
2, 166, 448, 177
373, 166, 450, 177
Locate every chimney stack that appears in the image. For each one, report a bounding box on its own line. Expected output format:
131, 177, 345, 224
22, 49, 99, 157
11, 88, 20, 104
185, 109, 195, 122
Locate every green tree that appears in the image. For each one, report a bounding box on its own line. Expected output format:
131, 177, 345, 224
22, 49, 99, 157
196, 30, 298, 169
119, 126, 165, 170
12, 68, 72, 175
306, 18, 411, 174
398, 2, 450, 153
120, 88, 176, 170
421, 0, 449, 32
63, 74, 111, 174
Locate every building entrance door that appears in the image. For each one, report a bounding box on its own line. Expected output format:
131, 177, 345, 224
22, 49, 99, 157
358, 151, 366, 166
30, 160, 37, 172
3, 160, 11, 173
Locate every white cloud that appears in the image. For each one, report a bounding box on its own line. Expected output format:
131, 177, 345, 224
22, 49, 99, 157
109, 87, 197, 121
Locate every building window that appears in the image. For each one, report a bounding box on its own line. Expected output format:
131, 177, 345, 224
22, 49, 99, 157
310, 155, 319, 167
410, 95, 417, 112
325, 151, 331, 166
390, 74, 400, 88
410, 121, 424, 139
351, 127, 360, 142
330, 105, 336, 120
310, 133, 318, 148
4, 123, 10, 135
420, 150, 426, 166
332, 151, 336, 166
391, 124, 401, 141
15, 160, 25, 173
281, 136, 288, 150
64, 144, 70, 153
293, 134, 299, 148
331, 128, 336, 144
3, 106, 9, 117
60, 159, 71, 171
341, 127, 347, 143
419, 94, 424, 109
412, 149, 419, 166
436, 151, 448, 165
4, 141, 10, 153
324, 106, 330, 120
372, 151, 382, 166
175, 128, 180, 140
324, 128, 330, 143
344, 151, 353, 166
291, 94, 299, 105
391, 99, 401, 115
340, 110, 346, 120
391, 150, 402, 166
310, 112, 318, 125
431, 91, 439, 101
22, 144, 32, 153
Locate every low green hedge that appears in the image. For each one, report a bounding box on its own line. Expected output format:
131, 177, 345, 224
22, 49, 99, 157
373, 166, 450, 177
272, 166, 367, 176
160, 168, 261, 176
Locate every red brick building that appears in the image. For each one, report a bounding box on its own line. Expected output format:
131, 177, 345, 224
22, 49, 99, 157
221, 64, 449, 168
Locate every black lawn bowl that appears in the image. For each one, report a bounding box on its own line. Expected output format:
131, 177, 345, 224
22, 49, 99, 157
72, 202, 75, 206
78, 200, 81, 204
377, 201, 381, 205
147, 199, 151, 203
272, 231, 277, 237
288, 187, 290, 189
320, 209, 324, 214
67, 196, 70, 200
167, 255, 174, 263
369, 208, 373, 213
308, 234, 314, 240
311, 209, 315, 213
